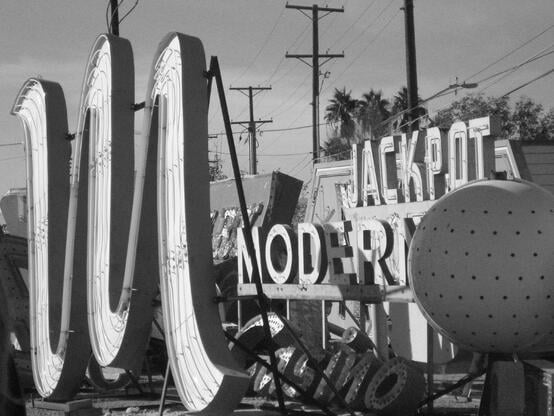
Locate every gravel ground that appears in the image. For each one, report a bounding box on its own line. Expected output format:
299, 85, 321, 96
25, 372, 484, 416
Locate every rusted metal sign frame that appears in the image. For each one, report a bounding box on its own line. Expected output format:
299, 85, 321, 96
237, 283, 413, 302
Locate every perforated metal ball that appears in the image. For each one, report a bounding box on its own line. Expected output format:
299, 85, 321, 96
408, 179, 554, 353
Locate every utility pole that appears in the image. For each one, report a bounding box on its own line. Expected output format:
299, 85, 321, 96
230, 86, 272, 175
109, 0, 120, 36
402, 0, 419, 131
286, 4, 344, 163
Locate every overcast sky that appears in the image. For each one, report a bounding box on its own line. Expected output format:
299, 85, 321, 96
0, 0, 553, 197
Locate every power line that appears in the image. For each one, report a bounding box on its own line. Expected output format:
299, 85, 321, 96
209, 149, 311, 157
0, 156, 25, 163
475, 47, 554, 85
321, 0, 397, 92
251, 25, 314, 121
271, 72, 312, 118
323, 8, 400, 93
502, 67, 554, 97
260, 26, 310, 86
209, 119, 329, 137
464, 23, 554, 82
230, 86, 272, 174
119, 0, 139, 24
328, 0, 379, 50
342, 0, 395, 54
288, 152, 312, 177
478, 43, 554, 93
231, 7, 286, 86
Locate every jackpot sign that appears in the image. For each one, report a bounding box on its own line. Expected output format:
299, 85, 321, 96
235, 115, 502, 366
12, 33, 249, 413
237, 115, 500, 287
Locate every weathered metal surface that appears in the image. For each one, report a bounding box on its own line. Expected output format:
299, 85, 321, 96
0, 234, 28, 351
344, 352, 382, 410
12, 78, 91, 400
363, 356, 425, 414
229, 312, 295, 366
153, 33, 249, 414
409, 179, 554, 353
237, 283, 384, 301
0, 189, 27, 238
211, 172, 302, 229
313, 349, 356, 404
211, 172, 302, 264
81, 34, 156, 371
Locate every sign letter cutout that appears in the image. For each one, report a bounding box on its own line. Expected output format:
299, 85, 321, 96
152, 33, 248, 413
12, 79, 90, 400
12, 33, 248, 413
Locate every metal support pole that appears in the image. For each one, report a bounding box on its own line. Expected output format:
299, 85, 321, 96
157, 361, 171, 416
426, 324, 434, 415
208, 57, 287, 414
230, 86, 271, 175
402, 0, 419, 130
109, 0, 120, 36
248, 87, 256, 174
419, 368, 486, 408
370, 303, 389, 361
125, 370, 144, 395
312, 4, 319, 163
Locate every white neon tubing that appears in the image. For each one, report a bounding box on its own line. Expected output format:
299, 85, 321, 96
153, 34, 248, 413
12, 79, 89, 399
81, 36, 125, 366
16, 82, 59, 396
80, 35, 150, 369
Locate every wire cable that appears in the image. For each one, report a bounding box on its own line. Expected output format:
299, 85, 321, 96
231, 7, 286, 86
106, 0, 124, 34
322, 8, 400, 94
260, 26, 310, 86
501, 67, 554, 97
464, 23, 554, 82
328, 0, 379, 50
474, 47, 554, 86
478, 43, 554, 93
209, 149, 311, 157
119, 0, 139, 24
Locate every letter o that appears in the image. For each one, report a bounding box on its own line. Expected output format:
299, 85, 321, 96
265, 224, 297, 284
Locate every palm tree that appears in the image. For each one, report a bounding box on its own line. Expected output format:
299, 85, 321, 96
325, 87, 358, 142
356, 89, 391, 140
391, 86, 426, 133
323, 88, 358, 159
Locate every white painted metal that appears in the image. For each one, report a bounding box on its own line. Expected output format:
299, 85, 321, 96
152, 33, 248, 413
12, 79, 90, 399
409, 179, 554, 352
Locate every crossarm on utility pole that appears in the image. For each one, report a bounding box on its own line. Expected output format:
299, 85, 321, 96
230, 86, 272, 174
285, 4, 344, 163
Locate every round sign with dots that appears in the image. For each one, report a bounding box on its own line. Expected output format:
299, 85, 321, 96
408, 179, 554, 353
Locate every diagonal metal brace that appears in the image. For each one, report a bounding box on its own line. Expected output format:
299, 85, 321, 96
205, 55, 287, 415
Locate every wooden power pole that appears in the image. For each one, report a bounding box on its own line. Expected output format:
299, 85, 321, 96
402, 0, 419, 131
286, 4, 344, 163
230, 86, 272, 175
109, 0, 120, 36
